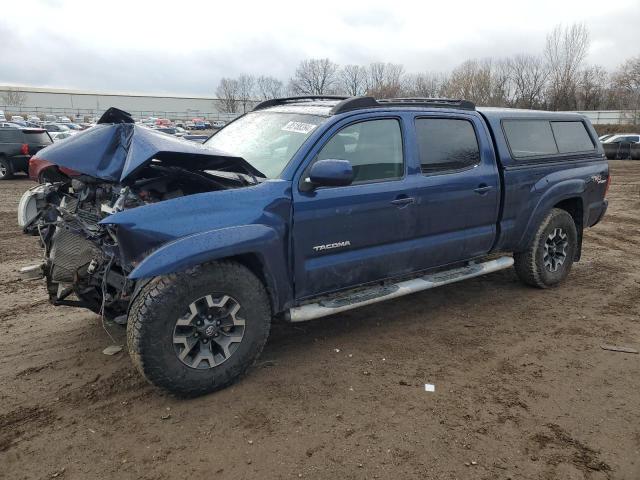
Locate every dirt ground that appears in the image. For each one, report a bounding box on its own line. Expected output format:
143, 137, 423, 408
1, 162, 638, 480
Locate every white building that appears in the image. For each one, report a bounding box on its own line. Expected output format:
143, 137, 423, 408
0, 85, 251, 121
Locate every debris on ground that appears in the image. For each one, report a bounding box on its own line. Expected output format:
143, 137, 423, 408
102, 345, 123, 356
600, 345, 638, 354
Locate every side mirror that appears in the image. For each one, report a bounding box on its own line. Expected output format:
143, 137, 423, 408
305, 159, 353, 189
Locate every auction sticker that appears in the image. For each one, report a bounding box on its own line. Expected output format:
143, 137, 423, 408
282, 121, 317, 134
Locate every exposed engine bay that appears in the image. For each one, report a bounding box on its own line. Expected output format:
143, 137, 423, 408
20, 164, 254, 321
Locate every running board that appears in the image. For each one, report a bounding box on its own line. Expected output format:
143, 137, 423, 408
286, 256, 514, 322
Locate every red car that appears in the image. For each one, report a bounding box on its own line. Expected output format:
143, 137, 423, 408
28, 156, 79, 183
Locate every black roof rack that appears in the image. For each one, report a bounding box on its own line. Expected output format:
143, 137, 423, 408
330, 97, 476, 114
252, 95, 476, 114
253, 95, 349, 111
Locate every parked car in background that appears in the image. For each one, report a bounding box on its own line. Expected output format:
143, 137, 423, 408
27, 116, 42, 125
66, 123, 83, 131
0, 110, 6, 122
185, 120, 195, 130
598, 134, 614, 142
49, 131, 74, 142
57, 116, 71, 123
602, 133, 640, 160
0, 127, 52, 179
44, 114, 57, 122
10, 115, 25, 122
43, 123, 73, 133
0, 122, 23, 128
212, 120, 226, 129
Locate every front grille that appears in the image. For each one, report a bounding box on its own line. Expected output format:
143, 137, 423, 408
50, 227, 101, 282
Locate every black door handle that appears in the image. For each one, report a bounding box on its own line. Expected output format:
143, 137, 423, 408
391, 196, 415, 207
474, 184, 493, 194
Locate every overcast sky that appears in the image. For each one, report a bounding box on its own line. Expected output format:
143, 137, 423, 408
1, 0, 638, 96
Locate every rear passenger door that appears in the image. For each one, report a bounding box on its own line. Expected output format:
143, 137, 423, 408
408, 114, 500, 270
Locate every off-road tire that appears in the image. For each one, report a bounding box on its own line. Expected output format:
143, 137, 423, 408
0, 157, 13, 180
127, 261, 271, 396
514, 208, 577, 288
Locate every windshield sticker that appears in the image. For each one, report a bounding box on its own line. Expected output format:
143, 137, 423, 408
281, 121, 317, 134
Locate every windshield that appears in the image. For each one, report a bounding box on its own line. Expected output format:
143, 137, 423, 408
205, 111, 326, 178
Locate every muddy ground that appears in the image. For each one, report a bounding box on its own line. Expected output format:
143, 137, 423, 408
1, 162, 638, 480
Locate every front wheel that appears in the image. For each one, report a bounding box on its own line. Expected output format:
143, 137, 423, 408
514, 208, 578, 288
127, 261, 271, 396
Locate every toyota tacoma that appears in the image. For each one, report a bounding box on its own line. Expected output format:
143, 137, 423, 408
18, 98, 609, 396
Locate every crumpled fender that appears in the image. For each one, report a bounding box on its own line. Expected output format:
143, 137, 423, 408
128, 224, 292, 311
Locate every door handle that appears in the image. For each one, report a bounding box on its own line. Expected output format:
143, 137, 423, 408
391, 196, 415, 207
473, 184, 493, 194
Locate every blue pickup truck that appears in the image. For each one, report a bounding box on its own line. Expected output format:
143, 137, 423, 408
19, 98, 609, 395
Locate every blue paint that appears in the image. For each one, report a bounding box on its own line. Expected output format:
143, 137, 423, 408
88, 103, 607, 312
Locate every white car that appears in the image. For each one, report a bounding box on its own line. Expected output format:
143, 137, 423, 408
602, 134, 640, 144
57, 116, 71, 123
212, 120, 226, 129
11, 115, 25, 122
0, 110, 6, 122
49, 131, 74, 142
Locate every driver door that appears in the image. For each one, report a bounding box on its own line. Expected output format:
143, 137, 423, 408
291, 116, 416, 300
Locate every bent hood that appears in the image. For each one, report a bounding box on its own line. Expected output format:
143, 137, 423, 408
35, 107, 264, 182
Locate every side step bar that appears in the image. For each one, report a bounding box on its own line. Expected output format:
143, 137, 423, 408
287, 256, 513, 322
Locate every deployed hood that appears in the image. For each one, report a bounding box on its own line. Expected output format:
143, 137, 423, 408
35, 107, 264, 182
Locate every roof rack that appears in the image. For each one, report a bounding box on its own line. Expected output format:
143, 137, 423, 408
252, 95, 476, 114
330, 97, 476, 114
253, 95, 349, 111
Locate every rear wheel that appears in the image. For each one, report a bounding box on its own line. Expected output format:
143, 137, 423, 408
127, 261, 271, 396
514, 208, 578, 288
0, 157, 13, 180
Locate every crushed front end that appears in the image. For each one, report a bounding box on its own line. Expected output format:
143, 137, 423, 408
18, 107, 263, 322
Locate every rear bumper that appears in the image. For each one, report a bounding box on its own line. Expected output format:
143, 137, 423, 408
9, 155, 30, 172
587, 200, 608, 227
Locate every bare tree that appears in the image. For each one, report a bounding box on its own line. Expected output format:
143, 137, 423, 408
1, 88, 27, 107
289, 58, 340, 95
366, 62, 405, 97
256, 75, 284, 100
237, 75, 256, 113
339, 65, 367, 96
215, 78, 240, 113
576, 66, 610, 110
404, 72, 449, 97
611, 56, 640, 112
508, 54, 549, 108
544, 23, 590, 110
444, 59, 492, 105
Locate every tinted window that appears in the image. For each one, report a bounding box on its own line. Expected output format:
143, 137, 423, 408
415, 118, 480, 173
551, 121, 594, 153
317, 119, 403, 183
0, 129, 23, 143
503, 120, 559, 158
23, 131, 52, 144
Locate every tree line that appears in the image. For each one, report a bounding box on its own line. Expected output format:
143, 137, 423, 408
215, 24, 640, 115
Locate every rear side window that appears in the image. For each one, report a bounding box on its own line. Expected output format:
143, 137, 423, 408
503, 120, 558, 158
0, 130, 23, 143
551, 121, 594, 153
415, 118, 480, 173
316, 119, 404, 183
23, 131, 52, 144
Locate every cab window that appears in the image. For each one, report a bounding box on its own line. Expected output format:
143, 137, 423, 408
316, 119, 404, 183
